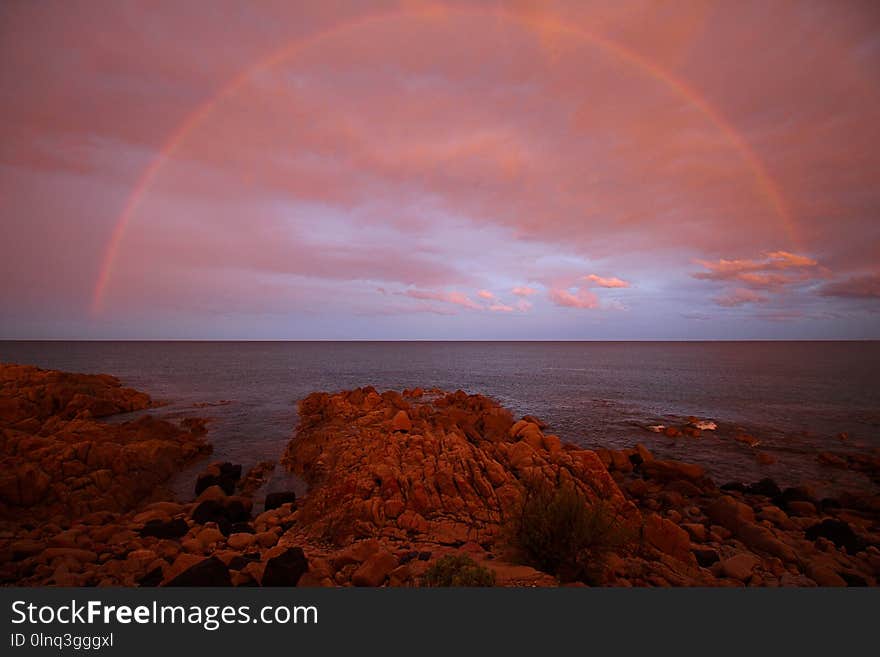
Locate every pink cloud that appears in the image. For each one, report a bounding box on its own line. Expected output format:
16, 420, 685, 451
515, 299, 533, 312
714, 288, 769, 307
402, 289, 481, 310
694, 251, 819, 289
583, 274, 630, 288
477, 289, 495, 300
819, 274, 880, 299
488, 303, 515, 312
512, 286, 538, 296
549, 287, 599, 309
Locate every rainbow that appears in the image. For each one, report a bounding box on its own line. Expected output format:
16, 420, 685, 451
91, 4, 797, 314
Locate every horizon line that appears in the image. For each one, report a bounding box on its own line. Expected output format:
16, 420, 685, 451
0, 338, 878, 343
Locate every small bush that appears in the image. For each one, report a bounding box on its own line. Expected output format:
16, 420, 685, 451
423, 554, 496, 587
512, 482, 629, 584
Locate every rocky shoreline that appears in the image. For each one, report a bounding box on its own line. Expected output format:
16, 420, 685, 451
1, 364, 878, 586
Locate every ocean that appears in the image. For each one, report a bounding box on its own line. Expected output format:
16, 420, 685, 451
1, 341, 878, 498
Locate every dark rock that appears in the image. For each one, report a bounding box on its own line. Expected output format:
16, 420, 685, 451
398, 550, 419, 565
230, 522, 255, 534
165, 557, 231, 586
720, 482, 747, 493
261, 547, 308, 587
194, 463, 242, 496
840, 571, 868, 587
692, 546, 720, 567
191, 499, 249, 531
667, 480, 703, 498
746, 478, 781, 498
191, 500, 227, 525
224, 499, 250, 523
137, 566, 164, 587
139, 518, 189, 539
774, 486, 817, 510
418, 551, 431, 561
227, 556, 251, 570
805, 519, 864, 554
264, 491, 297, 511
219, 463, 243, 480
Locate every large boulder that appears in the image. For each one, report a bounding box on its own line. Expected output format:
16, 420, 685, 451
165, 556, 231, 586
261, 547, 309, 586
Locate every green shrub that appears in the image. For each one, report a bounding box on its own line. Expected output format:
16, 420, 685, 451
512, 482, 629, 584
423, 554, 496, 587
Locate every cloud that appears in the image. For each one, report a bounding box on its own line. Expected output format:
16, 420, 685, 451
402, 289, 481, 310
488, 303, 515, 312
693, 251, 819, 289
714, 288, 769, 307
3, 3, 880, 338
819, 274, 880, 299
477, 289, 495, 300
548, 287, 599, 309
583, 274, 630, 288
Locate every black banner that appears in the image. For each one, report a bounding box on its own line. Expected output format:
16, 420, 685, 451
2, 588, 877, 655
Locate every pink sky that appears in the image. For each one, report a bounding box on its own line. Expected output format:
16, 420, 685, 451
1, 0, 878, 339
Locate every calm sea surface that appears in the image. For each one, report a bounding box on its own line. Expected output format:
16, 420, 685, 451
1, 341, 878, 497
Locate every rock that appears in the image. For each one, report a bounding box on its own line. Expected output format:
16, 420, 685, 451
192, 500, 227, 525
775, 486, 817, 511
692, 546, 720, 567
41, 547, 98, 563
805, 519, 864, 554
736, 522, 797, 563
680, 523, 707, 542
333, 539, 382, 569
351, 550, 399, 586
194, 462, 242, 496
719, 553, 760, 581
610, 450, 633, 473
706, 495, 755, 532
196, 485, 227, 503
0, 364, 209, 526
139, 518, 189, 539
264, 491, 297, 511
191, 498, 249, 531
9, 539, 46, 559
227, 533, 254, 550
805, 559, 847, 587
261, 547, 309, 587
758, 505, 794, 529
641, 459, 705, 482
643, 514, 692, 563
787, 501, 817, 516
165, 556, 231, 586
746, 478, 782, 498
390, 410, 412, 433
138, 566, 164, 587
195, 527, 224, 548
635, 444, 654, 463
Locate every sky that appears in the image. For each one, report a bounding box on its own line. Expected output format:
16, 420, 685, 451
1, 0, 878, 340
